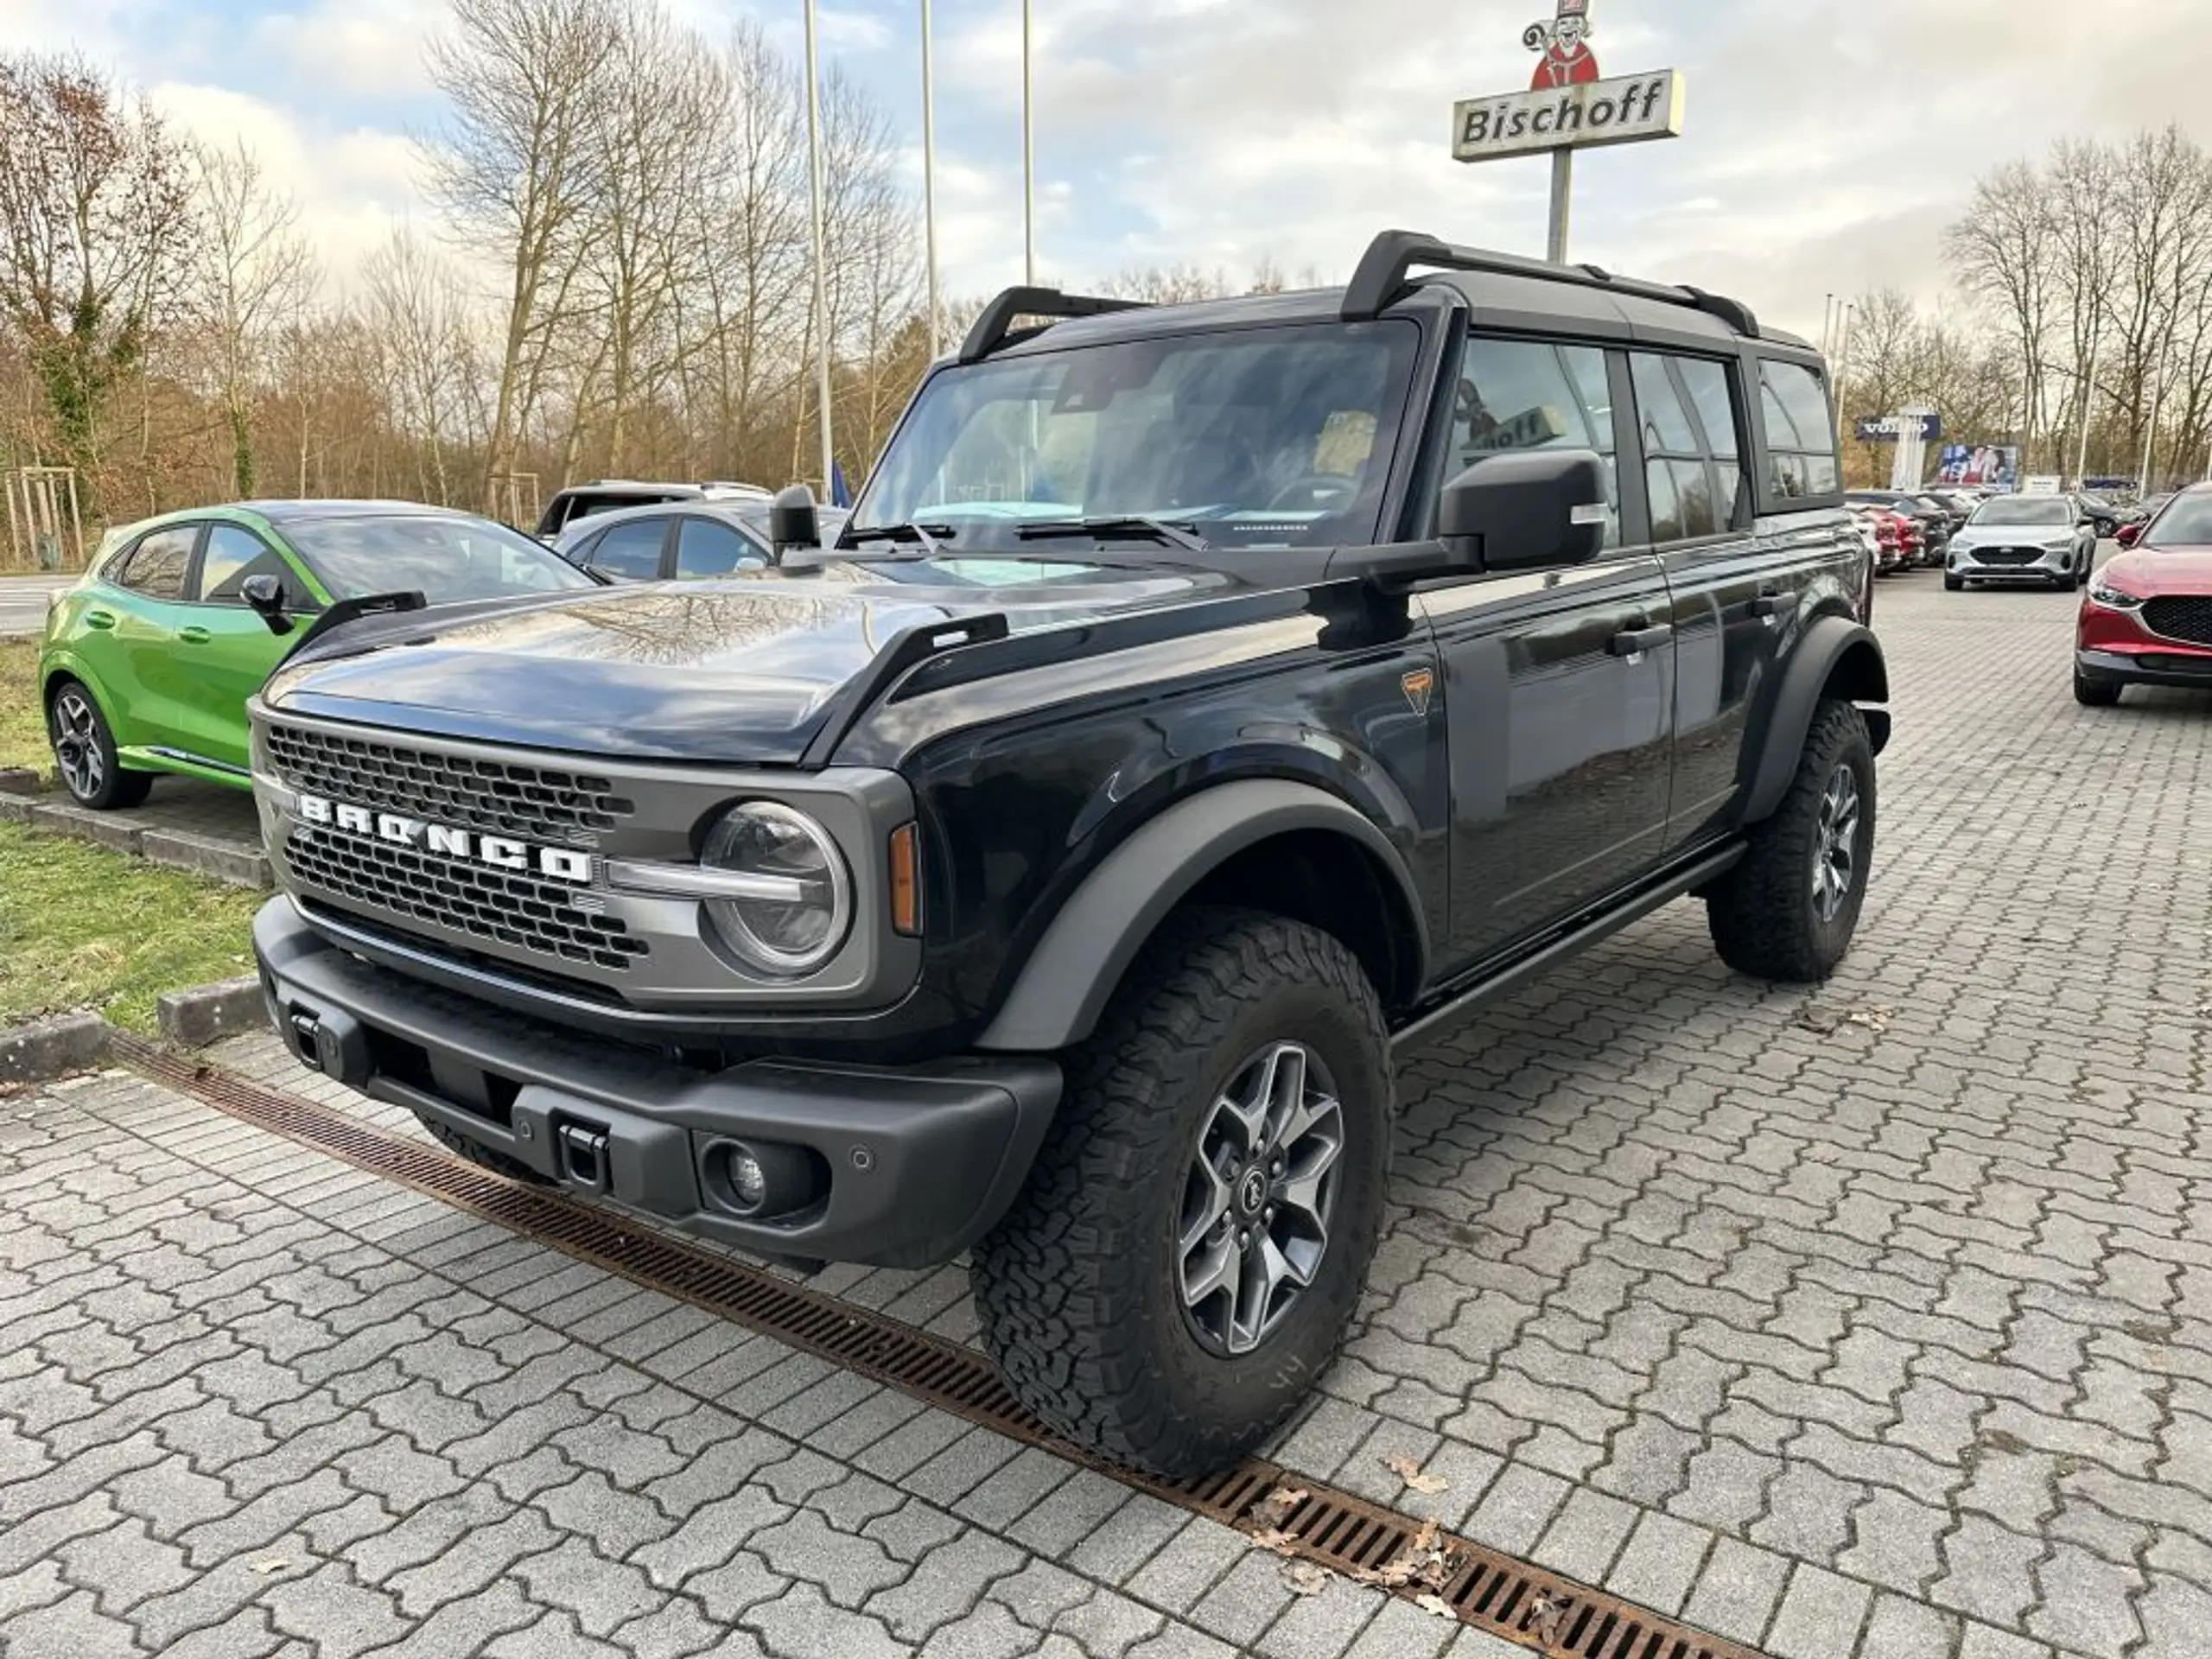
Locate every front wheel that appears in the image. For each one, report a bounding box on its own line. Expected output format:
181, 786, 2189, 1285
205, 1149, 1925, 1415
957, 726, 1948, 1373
48, 681, 151, 810
971, 908, 1391, 1478
1707, 700, 1876, 982
2075, 669, 2122, 707
1943, 571, 1964, 592
2056, 566, 2080, 593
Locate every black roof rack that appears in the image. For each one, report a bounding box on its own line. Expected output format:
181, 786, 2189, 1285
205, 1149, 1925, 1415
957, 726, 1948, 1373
958, 287, 1151, 364
1341, 230, 1761, 339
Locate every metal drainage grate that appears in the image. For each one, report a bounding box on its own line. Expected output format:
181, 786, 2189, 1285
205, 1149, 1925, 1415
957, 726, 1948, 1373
113, 1034, 1767, 1659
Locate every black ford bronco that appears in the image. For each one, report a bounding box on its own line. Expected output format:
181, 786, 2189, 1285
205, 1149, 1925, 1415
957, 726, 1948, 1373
248, 232, 1888, 1477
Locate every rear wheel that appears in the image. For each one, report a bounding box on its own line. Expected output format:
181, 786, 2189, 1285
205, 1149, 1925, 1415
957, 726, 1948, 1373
971, 907, 1391, 1478
48, 681, 151, 810
2074, 669, 2122, 708
1707, 700, 1876, 982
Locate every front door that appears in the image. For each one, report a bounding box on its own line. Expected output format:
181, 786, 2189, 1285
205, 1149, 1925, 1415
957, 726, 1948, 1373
1423, 332, 1675, 974
174, 522, 310, 774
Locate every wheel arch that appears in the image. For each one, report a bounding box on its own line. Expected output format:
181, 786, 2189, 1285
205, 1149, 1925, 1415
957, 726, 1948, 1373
974, 779, 1427, 1054
1740, 615, 1891, 826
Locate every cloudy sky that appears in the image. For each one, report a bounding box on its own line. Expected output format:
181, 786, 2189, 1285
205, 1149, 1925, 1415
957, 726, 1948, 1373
7, 0, 2210, 343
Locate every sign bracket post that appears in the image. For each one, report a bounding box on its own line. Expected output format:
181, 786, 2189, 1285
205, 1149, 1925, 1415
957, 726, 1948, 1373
1547, 149, 1573, 264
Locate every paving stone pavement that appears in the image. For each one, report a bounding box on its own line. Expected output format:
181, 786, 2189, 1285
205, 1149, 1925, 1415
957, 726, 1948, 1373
8, 571, 2212, 1658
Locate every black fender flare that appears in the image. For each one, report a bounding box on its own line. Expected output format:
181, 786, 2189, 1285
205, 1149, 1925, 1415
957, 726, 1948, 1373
1742, 615, 1891, 825
974, 779, 1427, 1053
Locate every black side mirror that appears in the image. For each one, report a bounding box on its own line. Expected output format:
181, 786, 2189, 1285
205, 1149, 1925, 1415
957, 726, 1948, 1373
1440, 448, 1609, 574
769, 485, 822, 556
240, 573, 294, 636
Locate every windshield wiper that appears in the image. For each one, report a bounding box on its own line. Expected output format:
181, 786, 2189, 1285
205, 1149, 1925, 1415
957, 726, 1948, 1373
1014, 515, 1211, 552
843, 522, 956, 556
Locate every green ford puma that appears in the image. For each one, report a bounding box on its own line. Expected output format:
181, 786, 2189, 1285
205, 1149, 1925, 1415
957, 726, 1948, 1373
38, 500, 595, 808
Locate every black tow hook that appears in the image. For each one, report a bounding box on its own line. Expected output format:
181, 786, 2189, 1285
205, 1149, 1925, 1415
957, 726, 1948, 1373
558, 1122, 612, 1192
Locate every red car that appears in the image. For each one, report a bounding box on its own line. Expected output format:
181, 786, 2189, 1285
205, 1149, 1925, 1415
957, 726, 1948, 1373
1852, 505, 1911, 575
2075, 483, 2212, 705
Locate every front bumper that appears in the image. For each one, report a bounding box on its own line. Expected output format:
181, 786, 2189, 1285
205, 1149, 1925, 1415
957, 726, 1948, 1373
1951, 543, 2075, 580
2076, 647, 2212, 690
253, 898, 1060, 1268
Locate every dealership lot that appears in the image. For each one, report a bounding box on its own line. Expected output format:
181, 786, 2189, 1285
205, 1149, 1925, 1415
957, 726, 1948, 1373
5, 573, 2211, 1659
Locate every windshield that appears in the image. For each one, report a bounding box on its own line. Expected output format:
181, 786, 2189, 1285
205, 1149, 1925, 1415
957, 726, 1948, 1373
1970, 498, 2072, 527
2145, 494, 2212, 547
287, 515, 596, 604
849, 320, 1421, 551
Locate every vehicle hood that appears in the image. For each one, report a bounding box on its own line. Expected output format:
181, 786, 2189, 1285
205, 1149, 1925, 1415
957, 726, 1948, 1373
259, 557, 1241, 763
1950, 522, 2075, 550
2097, 546, 2212, 596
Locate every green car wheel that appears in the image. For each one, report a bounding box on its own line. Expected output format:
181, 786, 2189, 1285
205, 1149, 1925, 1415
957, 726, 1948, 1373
49, 680, 151, 810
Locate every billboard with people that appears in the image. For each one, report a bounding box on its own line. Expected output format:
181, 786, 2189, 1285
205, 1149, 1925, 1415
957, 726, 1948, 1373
1936, 443, 2019, 490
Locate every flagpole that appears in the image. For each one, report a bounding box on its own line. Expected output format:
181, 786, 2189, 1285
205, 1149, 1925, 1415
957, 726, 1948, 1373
804, 0, 835, 495
921, 0, 941, 354
1021, 0, 1035, 284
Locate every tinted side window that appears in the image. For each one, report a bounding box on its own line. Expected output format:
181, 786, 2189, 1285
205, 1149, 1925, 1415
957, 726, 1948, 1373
1760, 359, 1841, 499
1675, 357, 1746, 526
1449, 336, 1620, 547
675, 518, 764, 580
115, 527, 195, 601
588, 518, 668, 580
197, 524, 314, 609
1629, 354, 1718, 541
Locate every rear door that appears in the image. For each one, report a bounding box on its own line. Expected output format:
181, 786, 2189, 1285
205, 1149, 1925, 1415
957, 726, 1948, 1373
104, 524, 202, 755
1422, 332, 1676, 972
171, 523, 317, 775
1630, 351, 1800, 852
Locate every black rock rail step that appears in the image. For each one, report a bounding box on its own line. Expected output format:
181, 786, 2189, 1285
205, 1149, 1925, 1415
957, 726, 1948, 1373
113, 1033, 1767, 1659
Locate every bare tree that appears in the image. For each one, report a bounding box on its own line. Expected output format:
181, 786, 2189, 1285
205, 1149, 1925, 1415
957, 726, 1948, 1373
190, 140, 317, 496
423, 0, 620, 507
1946, 162, 2059, 471
0, 54, 194, 511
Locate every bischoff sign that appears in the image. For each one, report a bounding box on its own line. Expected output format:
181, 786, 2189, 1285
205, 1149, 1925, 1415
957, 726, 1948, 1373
1452, 70, 1684, 163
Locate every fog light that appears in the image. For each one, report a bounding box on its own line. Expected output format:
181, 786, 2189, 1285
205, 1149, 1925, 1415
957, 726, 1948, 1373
730, 1150, 768, 1211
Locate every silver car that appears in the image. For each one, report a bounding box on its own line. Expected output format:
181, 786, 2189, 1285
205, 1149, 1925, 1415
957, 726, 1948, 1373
1943, 494, 2098, 592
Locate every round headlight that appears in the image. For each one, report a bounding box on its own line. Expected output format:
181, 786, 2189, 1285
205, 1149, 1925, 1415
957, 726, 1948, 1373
701, 803, 851, 976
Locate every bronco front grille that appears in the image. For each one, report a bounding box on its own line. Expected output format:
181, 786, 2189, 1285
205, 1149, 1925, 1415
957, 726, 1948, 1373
286, 828, 650, 973
1969, 546, 2045, 567
2145, 595, 2212, 646
264, 721, 635, 842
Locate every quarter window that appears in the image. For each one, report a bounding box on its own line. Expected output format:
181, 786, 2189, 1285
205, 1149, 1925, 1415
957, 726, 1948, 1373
1447, 336, 1620, 547
1760, 359, 1841, 499
588, 518, 668, 581
114, 527, 195, 601
1675, 357, 1746, 525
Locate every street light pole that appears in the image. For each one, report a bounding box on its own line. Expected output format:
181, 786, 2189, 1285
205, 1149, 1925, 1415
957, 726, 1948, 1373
803, 0, 835, 494
1021, 0, 1036, 285
920, 0, 941, 355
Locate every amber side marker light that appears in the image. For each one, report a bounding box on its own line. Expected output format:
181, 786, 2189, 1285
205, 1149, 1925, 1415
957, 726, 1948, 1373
889, 823, 923, 936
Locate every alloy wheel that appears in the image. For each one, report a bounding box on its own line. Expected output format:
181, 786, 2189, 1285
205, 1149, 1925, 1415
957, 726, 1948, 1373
1178, 1041, 1344, 1357
1812, 764, 1861, 924
50, 688, 105, 800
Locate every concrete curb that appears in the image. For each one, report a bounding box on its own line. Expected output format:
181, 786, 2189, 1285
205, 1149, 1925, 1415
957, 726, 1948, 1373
142, 830, 270, 891
155, 977, 268, 1049
0, 768, 41, 797
0, 792, 33, 824
0, 1012, 114, 1084
27, 798, 143, 854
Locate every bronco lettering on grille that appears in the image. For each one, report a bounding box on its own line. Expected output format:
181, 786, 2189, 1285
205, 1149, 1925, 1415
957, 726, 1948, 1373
296, 792, 594, 885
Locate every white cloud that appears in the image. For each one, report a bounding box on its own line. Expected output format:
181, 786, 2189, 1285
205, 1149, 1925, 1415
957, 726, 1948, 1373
247, 0, 448, 100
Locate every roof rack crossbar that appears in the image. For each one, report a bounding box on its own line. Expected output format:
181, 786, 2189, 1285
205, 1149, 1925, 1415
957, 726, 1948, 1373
1341, 230, 1759, 338
959, 287, 1151, 364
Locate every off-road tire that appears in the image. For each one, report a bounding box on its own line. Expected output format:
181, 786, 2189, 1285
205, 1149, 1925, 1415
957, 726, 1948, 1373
411, 1110, 553, 1185
971, 906, 1391, 1478
1707, 700, 1876, 982
48, 679, 151, 810
2074, 670, 2122, 708
1942, 571, 1964, 592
